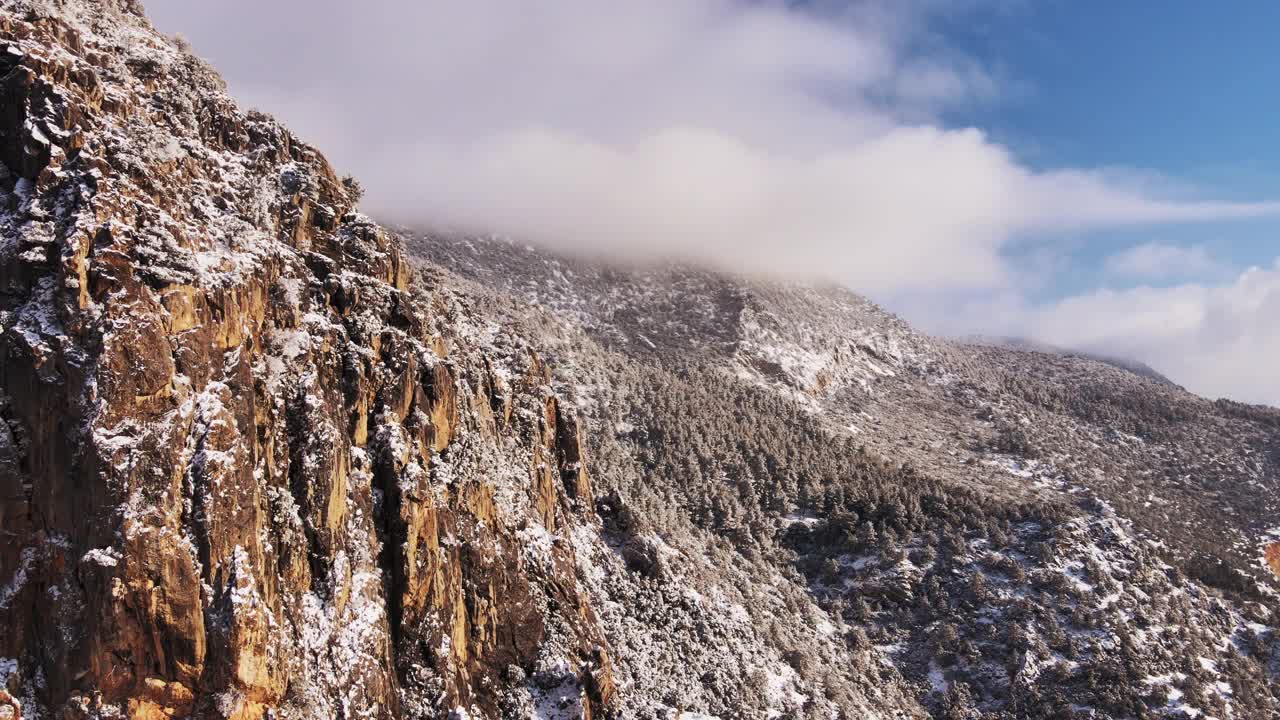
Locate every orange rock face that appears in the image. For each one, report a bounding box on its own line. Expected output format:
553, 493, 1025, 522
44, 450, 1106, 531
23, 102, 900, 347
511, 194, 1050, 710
1265, 542, 1280, 578
0, 4, 617, 718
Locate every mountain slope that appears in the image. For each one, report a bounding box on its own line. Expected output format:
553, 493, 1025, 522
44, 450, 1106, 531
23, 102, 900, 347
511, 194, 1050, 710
414, 232, 1280, 719
417, 233, 1280, 601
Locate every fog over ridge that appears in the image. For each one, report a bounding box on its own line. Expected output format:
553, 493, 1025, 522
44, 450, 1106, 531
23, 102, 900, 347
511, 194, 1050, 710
147, 0, 1280, 406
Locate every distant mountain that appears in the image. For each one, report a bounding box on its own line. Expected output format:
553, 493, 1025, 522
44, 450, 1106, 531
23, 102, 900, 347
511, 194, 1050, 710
2, 2, 1277, 719
969, 335, 1178, 387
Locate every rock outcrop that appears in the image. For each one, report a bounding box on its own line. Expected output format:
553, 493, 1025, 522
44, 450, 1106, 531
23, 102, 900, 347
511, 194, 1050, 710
0, 2, 614, 717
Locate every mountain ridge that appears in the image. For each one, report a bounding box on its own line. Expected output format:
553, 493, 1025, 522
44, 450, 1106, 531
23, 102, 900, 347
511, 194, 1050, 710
962, 335, 1179, 390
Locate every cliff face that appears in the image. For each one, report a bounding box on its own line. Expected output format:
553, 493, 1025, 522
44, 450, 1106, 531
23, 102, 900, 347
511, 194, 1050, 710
0, 3, 614, 718
1266, 542, 1280, 578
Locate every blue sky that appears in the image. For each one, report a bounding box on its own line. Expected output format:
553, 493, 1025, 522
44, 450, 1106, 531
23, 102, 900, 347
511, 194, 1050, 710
935, 2, 1280, 298
152, 0, 1280, 404
943, 3, 1278, 176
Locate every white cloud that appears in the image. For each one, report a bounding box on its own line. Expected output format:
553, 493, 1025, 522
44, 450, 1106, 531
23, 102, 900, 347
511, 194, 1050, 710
924, 259, 1280, 405
1103, 242, 1219, 279
146, 0, 1280, 294
147, 1, 1280, 404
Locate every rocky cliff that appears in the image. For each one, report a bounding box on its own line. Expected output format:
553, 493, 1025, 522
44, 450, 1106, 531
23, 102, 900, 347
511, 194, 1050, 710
0, 2, 616, 717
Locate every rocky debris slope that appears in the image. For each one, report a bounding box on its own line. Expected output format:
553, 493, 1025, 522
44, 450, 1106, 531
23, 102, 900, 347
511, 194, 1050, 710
0, 3, 620, 718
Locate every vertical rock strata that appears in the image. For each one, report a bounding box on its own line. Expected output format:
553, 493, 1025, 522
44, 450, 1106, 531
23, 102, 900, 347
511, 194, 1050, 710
0, 2, 614, 717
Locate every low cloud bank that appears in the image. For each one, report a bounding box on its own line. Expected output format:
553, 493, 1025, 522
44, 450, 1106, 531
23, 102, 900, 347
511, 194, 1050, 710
916, 259, 1280, 405
149, 0, 1280, 404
